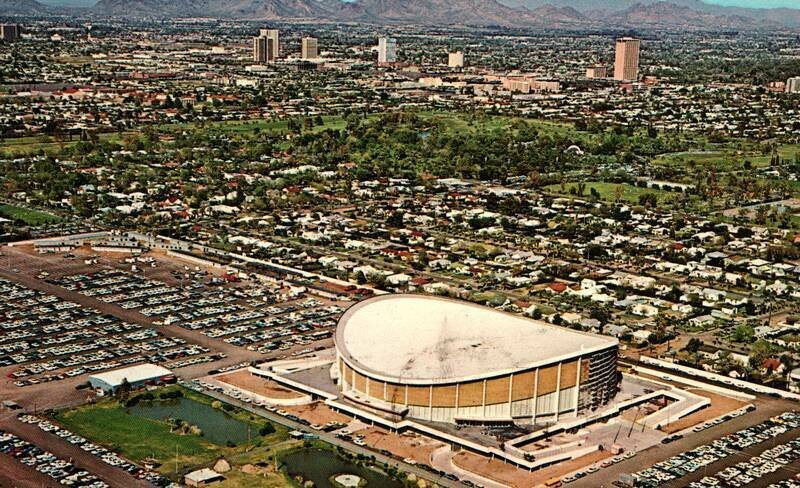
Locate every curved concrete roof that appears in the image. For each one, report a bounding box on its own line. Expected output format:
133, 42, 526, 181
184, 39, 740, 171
335, 294, 617, 385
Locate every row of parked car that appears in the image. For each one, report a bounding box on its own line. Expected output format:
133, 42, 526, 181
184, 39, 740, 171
0, 429, 107, 487
0, 278, 210, 387
54, 269, 343, 357
635, 411, 800, 487
17, 415, 174, 487
689, 437, 800, 488
562, 451, 637, 483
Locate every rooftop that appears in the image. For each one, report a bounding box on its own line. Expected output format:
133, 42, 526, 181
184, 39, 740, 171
88, 363, 173, 387
336, 294, 617, 384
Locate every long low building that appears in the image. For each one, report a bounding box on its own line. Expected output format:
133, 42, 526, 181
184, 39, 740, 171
334, 294, 619, 425
88, 364, 174, 393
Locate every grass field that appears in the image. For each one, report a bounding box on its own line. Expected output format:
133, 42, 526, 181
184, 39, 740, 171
0, 132, 132, 156
543, 181, 675, 204
652, 143, 800, 172
0, 204, 61, 225
52, 386, 288, 476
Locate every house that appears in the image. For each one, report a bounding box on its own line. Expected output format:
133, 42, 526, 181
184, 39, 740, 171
184, 468, 224, 487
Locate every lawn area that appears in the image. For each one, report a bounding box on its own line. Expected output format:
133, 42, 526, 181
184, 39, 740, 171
543, 181, 673, 204
0, 132, 132, 156
51, 386, 289, 477
652, 143, 800, 172
0, 204, 61, 225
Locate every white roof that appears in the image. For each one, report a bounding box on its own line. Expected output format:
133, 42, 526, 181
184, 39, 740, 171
185, 468, 222, 483
336, 295, 617, 384
88, 363, 172, 387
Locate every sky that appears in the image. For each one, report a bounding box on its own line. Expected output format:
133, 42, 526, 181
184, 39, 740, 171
704, 0, 800, 7
38, 0, 800, 8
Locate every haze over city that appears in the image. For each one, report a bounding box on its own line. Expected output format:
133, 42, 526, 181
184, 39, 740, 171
2, 1, 800, 488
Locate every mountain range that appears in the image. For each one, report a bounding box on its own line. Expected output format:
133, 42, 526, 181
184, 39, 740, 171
5, 0, 800, 28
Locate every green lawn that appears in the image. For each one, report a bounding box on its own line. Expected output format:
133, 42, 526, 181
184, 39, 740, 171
543, 181, 674, 204
51, 386, 288, 476
0, 204, 61, 226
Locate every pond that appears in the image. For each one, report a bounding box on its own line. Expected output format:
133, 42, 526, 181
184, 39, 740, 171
126, 397, 252, 445
281, 448, 404, 488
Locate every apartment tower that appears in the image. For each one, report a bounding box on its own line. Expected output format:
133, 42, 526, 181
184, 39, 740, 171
614, 37, 641, 81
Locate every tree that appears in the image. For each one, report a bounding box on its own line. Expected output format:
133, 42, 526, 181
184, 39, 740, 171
732, 323, 755, 343
684, 338, 703, 354
115, 377, 131, 401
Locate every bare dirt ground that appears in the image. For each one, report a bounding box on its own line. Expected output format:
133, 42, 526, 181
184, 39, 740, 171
283, 402, 351, 425
453, 448, 614, 488
452, 451, 542, 487
0, 450, 59, 488
353, 427, 445, 465
216, 370, 304, 400
659, 388, 748, 434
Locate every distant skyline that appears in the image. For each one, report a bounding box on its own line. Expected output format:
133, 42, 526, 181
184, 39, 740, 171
704, 0, 800, 7
35, 0, 800, 9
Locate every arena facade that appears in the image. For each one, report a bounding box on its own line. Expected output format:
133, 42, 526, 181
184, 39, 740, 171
334, 294, 620, 425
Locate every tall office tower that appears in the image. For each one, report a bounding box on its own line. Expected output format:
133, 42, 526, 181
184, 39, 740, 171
253, 36, 270, 64
0, 24, 21, 42
253, 29, 278, 63
787, 77, 800, 93
614, 37, 641, 81
259, 28, 279, 59
448, 51, 464, 68
377, 37, 397, 64
301, 37, 318, 59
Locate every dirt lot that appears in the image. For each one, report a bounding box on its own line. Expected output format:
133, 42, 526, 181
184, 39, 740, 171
217, 370, 305, 400
353, 427, 445, 465
453, 448, 613, 488
659, 388, 748, 434
284, 402, 351, 425
452, 451, 541, 487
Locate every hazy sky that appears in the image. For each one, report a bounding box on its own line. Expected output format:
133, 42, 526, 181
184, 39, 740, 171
37, 0, 800, 8
704, 0, 799, 6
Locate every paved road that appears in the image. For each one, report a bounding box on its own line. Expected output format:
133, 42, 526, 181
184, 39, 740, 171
197, 388, 461, 488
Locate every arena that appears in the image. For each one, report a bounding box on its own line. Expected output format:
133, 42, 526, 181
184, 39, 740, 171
334, 294, 620, 425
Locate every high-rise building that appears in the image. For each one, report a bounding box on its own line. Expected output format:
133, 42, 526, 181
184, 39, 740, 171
301, 37, 318, 60
586, 65, 608, 79
253, 36, 271, 64
253, 29, 278, 63
787, 77, 800, 93
448, 51, 464, 68
260, 29, 279, 58
377, 37, 397, 64
0, 24, 21, 42
614, 37, 641, 82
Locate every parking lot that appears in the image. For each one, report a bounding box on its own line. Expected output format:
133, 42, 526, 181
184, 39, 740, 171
0, 275, 216, 387
634, 411, 800, 487
0, 243, 348, 393
0, 429, 108, 487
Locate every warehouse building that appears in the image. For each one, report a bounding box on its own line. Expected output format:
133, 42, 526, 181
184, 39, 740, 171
88, 364, 174, 393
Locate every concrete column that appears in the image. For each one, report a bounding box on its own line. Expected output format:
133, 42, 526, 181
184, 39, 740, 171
574, 357, 582, 413
555, 362, 562, 422
383, 381, 387, 401
532, 368, 539, 424
429, 386, 433, 421
404, 385, 408, 406
481, 379, 487, 418
508, 374, 514, 418
455, 383, 460, 419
